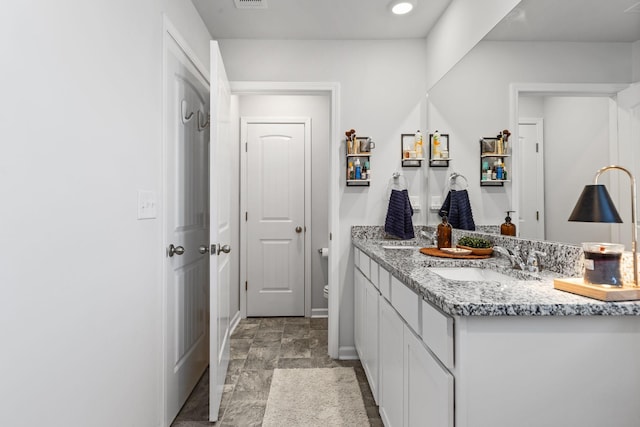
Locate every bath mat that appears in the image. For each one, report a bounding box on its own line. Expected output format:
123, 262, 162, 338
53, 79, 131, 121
262, 367, 369, 427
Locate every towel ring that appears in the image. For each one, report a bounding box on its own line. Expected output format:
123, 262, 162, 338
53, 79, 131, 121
449, 172, 468, 190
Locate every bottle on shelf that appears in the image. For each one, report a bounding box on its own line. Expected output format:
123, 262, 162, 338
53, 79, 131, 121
348, 162, 354, 180
414, 130, 423, 158
432, 130, 441, 158
501, 211, 516, 236
437, 212, 452, 249
496, 162, 504, 180
355, 158, 362, 179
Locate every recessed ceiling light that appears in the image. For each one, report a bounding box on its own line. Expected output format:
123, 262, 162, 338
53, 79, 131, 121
390, 1, 416, 15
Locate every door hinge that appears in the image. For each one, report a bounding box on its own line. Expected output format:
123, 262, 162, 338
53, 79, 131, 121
245, 211, 248, 221
245, 142, 248, 152
245, 281, 248, 291
536, 143, 539, 153
329, 232, 332, 241
536, 211, 539, 221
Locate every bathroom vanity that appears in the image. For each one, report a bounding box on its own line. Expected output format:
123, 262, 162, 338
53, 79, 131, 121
352, 226, 640, 427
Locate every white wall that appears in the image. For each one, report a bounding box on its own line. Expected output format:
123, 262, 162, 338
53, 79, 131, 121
0, 1, 211, 426
219, 39, 427, 353
542, 97, 612, 244
424, 0, 521, 90
237, 95, 330, 312
427, 41, 633, 229
633, 41, 640, 82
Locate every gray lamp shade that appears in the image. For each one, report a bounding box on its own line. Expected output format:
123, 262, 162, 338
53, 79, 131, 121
568, 184, 623, 223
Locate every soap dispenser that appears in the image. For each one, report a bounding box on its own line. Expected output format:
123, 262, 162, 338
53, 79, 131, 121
501, 211, 516, 236
437, 212, 452, 249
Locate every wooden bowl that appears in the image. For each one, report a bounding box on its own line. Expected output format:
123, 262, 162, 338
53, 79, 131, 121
457, 245, 493, 256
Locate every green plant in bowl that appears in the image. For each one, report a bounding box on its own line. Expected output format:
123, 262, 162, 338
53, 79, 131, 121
457, 236, 493, 255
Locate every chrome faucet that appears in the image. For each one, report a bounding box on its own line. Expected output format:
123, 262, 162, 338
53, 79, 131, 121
494, 245, 526, 270
526, 250, 547, 273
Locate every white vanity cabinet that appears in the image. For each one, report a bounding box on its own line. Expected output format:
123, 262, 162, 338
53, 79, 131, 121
354, 247, 454, 427
354, 256, 381, 403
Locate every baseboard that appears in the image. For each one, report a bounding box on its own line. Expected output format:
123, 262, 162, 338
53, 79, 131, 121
229, 310, 241, 336
338, 345, 359, 360
311, 308, 328, 318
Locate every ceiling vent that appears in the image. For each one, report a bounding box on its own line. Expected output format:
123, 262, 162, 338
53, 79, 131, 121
624, 2, 640, 13
234, 0, 267, 9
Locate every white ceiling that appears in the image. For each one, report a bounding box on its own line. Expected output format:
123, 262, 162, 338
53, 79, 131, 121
192, 0, 640, 42
191, 0, 452, 40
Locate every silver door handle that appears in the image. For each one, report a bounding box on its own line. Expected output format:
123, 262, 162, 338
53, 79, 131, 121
218, 244, 231, 254
295, 226, 302, 233
199, 245, 209, 254
168, 244, 185, 257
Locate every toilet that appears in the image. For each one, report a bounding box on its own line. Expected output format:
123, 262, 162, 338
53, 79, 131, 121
320, 247, 329, 299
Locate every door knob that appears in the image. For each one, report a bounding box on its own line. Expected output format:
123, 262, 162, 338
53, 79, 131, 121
199, 245, 209, 254
218, 244, 231, 254
168, 244, 185, 257
295, 226, 302, 233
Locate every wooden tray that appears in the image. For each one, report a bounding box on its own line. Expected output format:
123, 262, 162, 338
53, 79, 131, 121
420, 247, 491, 259
554, 278, 640, 302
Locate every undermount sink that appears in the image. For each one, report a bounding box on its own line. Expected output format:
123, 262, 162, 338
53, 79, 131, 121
428, 267, 516, 282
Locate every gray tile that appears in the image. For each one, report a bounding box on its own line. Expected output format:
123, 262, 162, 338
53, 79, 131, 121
241, 318, 262, 324
258, 317, 286, 331
310, 317, 328, 330
369, 417, 384, 426
235, 369, 273, 394
282, 323, 309, 338
224, 359, 245, 385
252, 330, 283, 347
230, 339, 252, 359
244, 346, 280, 370
231, 323, 259, 339
219, 400, 266, 427
171, 421, 215, 427
277, 357, 314, 369
220, 384, 234, 411
284, 316, 310, 325
279, 337, 311, 358
310, 355, 341, 368
309, 329, 328, 350
366, 405, 381, 419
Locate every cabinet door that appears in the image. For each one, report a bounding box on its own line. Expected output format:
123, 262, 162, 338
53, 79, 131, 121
354, 268, 364, 357
362, 279, 380, 403
404, 324, 454, 427
379, 298, 404, 427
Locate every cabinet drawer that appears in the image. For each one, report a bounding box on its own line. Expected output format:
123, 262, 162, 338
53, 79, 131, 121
391, 275, 421, 335
370, 259, 380, 290
379, 267, 391, 301
421, 300, 454, 370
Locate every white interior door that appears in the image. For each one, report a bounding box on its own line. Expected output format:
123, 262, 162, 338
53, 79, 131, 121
518, 119, 545, 240
208, 41, 231, 422
246, 121, 306, 317
164, 35, 210, 425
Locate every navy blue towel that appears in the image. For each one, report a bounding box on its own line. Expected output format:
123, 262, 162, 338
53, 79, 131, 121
439, 190, 476, 231
385, 189, 415, 239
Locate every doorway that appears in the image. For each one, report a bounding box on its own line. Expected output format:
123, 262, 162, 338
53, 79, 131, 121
518, 118, 545, 240
243, 119, 310, 316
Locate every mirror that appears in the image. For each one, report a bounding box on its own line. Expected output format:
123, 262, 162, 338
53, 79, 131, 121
426, 1, 640, 246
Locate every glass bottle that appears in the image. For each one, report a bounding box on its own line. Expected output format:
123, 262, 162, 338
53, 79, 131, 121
500, 211, 516, 236
437, 213, 452, 249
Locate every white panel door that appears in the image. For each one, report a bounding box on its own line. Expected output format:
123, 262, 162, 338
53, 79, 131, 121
208, 41, 231, 422
246, 122, 306, 316
518, 120, 545, 240
164, 36, 210, 425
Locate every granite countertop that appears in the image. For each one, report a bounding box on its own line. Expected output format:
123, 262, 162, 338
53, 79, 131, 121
352, 235, 640, 317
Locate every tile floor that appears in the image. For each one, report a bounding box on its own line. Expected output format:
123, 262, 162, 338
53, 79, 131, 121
171, 317, 382, 426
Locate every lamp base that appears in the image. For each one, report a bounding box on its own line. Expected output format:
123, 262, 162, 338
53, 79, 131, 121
554, 278, 640, 302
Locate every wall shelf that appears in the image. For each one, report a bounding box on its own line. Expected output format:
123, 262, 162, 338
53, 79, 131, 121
480, 137, 510, 187
346, 136, 372, 187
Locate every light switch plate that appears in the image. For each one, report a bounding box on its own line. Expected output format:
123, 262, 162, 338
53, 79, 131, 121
137, 190, 157, 219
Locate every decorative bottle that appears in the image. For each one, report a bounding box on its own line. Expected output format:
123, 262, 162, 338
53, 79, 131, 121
437, 213, 452, 249
414, 130, 423, 158
500, 211, 516, 236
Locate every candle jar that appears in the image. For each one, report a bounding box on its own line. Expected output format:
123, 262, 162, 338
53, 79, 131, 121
582, 242, 624, 286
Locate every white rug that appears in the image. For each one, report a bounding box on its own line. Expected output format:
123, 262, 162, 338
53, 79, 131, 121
262, 367, 370, 427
